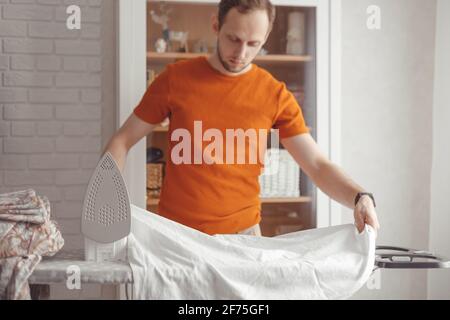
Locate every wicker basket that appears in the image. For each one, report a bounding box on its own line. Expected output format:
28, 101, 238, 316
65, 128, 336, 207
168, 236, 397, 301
146, 163, 164, 199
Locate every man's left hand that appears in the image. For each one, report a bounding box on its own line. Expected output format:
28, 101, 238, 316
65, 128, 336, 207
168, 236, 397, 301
354, 195, 380, 236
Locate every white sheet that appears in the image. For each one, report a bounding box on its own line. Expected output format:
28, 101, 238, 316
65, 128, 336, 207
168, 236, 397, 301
127, 204, 376, 300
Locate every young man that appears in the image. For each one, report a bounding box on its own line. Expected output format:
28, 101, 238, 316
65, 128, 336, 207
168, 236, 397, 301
103, 0, 380, 236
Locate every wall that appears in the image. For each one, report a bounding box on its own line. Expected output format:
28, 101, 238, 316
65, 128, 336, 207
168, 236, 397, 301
339, 0, 437, 299
0, 0, 116, 299
428, 0, 450, 300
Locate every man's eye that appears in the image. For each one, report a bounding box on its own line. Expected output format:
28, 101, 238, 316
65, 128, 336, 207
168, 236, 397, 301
249, 43, 259, 47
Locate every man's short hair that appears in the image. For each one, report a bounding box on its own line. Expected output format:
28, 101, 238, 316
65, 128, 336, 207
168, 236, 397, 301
218, 0, 276, 32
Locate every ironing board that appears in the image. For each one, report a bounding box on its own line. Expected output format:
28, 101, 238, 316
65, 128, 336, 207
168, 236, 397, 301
28, 249, 133, 300
27, 246, 450, 299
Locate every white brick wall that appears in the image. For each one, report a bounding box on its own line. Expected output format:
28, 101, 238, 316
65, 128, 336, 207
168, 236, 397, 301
0, 0, 113, 299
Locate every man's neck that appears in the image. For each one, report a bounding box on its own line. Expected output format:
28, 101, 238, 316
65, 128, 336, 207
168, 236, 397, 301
207, 52, 252, 77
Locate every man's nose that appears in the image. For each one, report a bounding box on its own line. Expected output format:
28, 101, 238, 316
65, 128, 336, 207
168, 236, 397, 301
236, 43, 247, 60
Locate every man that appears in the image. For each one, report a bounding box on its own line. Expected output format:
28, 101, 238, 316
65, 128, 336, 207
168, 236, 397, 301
103, 0, 380, 237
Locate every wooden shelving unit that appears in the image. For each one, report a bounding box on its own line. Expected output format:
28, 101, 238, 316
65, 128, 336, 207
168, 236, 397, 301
147, 51, 313, 65
145, 1, 319, 236
260, 196, 311, 204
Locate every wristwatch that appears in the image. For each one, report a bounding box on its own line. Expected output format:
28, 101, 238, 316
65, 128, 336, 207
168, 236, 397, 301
354, 192, 376, 207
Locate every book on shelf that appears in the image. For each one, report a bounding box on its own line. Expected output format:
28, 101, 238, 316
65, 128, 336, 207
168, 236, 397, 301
259, 149, 300, 198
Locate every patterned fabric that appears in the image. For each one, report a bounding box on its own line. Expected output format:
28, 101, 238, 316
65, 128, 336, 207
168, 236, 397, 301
0, 189, 64, 300
0, 188, 49, 224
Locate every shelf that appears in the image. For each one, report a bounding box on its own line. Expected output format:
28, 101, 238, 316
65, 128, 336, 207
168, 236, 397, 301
255, 54, 313, 63
147, 196, 311, 207
147, 52, 313, 65
260, 196, 311, 204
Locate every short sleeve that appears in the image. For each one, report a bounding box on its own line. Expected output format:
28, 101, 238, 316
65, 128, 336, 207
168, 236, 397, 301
133, 66, 171, 124
272, 83, 310, 139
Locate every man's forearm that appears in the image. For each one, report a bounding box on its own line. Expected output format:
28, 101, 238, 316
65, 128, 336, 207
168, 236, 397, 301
101, 137, 128, 174
312, 161, 366, 210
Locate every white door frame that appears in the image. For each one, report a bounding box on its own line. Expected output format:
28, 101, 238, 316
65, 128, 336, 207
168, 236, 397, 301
329, 0, 343, 226
117, 0, 147, 209
116, 0, 342, 226
315, 0, 332, 228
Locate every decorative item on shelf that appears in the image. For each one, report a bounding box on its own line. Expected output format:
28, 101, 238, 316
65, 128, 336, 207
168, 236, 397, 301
170, 31, 189, 53
155, 38, 167, 53
286, 11, 306, 55
193, 39, 209, 53
149, 4, 189, 53
150, 3, 172, 49
259, 149, 300, 198
146, 162, 165, 199
146, 147, 163, 163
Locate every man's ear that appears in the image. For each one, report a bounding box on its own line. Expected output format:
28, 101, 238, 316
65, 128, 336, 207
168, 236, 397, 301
211, 13, 219, 35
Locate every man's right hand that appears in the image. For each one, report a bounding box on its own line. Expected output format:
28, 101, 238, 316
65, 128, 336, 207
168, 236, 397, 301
102, 113, 156, 173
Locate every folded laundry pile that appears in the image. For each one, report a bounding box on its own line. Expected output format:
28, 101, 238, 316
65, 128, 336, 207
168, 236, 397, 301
0, 189, 64, 300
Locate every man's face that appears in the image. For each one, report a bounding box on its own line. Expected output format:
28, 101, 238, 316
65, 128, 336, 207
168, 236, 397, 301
214, 8, 270, 73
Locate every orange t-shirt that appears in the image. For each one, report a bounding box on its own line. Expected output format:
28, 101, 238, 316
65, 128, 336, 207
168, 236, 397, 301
133, 57, 309, 235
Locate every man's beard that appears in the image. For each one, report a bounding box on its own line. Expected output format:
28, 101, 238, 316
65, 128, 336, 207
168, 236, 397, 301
216, 41, 251, 74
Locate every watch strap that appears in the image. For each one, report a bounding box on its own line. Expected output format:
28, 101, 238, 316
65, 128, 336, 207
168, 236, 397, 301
354, 192, 376, 207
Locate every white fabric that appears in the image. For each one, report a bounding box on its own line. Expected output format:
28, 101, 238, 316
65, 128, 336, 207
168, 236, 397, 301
127, 204, 376, 300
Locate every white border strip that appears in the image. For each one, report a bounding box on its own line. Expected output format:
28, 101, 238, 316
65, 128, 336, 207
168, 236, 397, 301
117, 0, 147, 208
329, 0, 342, 226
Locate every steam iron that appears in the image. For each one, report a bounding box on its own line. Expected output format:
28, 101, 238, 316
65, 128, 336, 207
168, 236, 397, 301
81, 151, 131, 262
